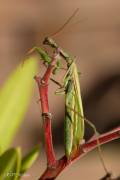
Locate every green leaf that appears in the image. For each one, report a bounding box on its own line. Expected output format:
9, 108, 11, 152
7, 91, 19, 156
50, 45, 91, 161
0, 148, 21, 180
20, 145, 40, 175
0, 57, 37, 154
14, 148, 21, 180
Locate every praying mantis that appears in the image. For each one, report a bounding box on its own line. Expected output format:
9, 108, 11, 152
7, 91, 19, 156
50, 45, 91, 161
27, 9, 109, 175
29, 37, 108, 174
29, 38, 85, 159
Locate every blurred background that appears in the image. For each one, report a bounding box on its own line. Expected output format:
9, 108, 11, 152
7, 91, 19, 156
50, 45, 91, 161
0, 0, 120, 179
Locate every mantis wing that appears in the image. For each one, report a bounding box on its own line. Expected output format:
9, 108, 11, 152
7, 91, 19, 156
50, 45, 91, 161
64, 62, 84, 159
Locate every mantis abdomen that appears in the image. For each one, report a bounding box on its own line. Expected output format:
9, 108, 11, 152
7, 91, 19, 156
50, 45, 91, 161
64, 63, 84, 159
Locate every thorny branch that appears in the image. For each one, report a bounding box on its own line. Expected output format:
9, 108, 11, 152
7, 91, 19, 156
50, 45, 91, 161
34, 52, 120, 180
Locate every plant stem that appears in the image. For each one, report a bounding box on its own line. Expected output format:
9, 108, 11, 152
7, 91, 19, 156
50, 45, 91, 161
35, 52, 59, 168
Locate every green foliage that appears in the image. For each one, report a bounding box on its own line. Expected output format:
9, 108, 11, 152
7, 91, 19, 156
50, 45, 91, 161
20, 145, 40, 174
0, 148, 21, 180
0, 146, 40, 180
0, 57, 37, 154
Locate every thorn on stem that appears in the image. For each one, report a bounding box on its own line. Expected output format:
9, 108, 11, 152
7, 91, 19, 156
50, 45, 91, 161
34, 75, 47, 87
41, 79, 46, 85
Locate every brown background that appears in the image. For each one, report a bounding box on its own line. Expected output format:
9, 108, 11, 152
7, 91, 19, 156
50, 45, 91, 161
0, 0, 120, 179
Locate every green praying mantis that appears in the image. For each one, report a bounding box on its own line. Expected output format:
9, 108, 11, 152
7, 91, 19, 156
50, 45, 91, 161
27, 9, 109, 174
29, 38, 85, 159
28, 37, 109, 175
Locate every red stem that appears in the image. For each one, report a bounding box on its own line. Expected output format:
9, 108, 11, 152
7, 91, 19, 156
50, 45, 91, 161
35, 52, 59, 167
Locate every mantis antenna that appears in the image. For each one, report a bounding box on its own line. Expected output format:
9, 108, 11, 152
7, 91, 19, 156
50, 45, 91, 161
49, 8, 79, 38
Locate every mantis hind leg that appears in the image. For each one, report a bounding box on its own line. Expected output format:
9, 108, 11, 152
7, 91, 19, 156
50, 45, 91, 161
84, 118, 110, 175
